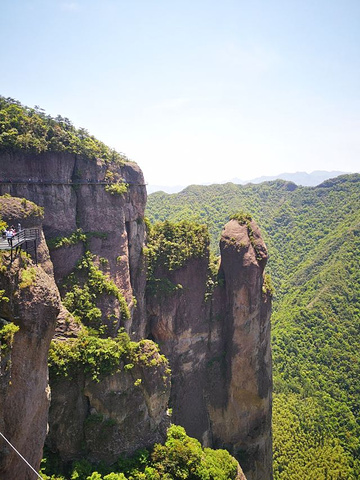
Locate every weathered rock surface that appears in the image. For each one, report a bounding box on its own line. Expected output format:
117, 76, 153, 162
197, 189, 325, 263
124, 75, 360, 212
210, 220, 272, 480
0, 153, 271, 479
147, 219, 272, 480
0, 151, 148, 338
0, 196, 170, 475
47, 340, 171, 465
0, 198, 61, 480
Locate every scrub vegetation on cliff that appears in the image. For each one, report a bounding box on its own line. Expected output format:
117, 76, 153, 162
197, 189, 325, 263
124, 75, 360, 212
0, 102, 246, 480
147, 174, 360, 479
62, 251, 130, 330
0, 96, 128, 164
0, 193, 44, 226
41, 425, 239, 480
146, 220, 209, 272
0, 322, 18, 356
49, 328, 168, 383
145, 220, 210, 296
47, 229, 109, 250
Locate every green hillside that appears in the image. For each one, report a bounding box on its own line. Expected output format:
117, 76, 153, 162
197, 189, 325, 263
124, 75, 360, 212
146, 174, 360, 479
0, 96, 128, 164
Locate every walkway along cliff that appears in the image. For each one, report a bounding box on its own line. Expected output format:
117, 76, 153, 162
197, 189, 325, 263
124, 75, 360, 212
0, 151, 272, 480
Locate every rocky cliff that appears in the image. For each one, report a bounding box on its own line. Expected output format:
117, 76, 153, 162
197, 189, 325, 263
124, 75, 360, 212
47, 339, 171, 466
147, 219, 272, 480
0, 151, 147, 338
0, 151, 271, 479
210, 219, 272, 480
0, 194, 171, 477
0, 197, 61, 480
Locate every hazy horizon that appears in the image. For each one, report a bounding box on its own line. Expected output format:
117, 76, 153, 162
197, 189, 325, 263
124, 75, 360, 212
1, 1, 359, 185
146, 169, 354, 193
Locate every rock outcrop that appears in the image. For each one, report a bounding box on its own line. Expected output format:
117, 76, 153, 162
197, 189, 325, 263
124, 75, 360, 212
0, 151, 148, 338
0, 152, 272, 479
0, 194, 171, 476
147, 219, 272, 480
0, 197, 61, 480
47, 340, 171, 465
210, 219, 272, 480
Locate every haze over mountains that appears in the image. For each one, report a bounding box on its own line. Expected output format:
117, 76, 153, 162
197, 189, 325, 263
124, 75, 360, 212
147, 170, 350, 194
146, 173, 360, 479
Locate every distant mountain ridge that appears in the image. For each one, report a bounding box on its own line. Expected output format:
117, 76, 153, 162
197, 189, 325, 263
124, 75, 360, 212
147, 170, 351, 194
232, 170, 349, 187
146, 172, 360, 478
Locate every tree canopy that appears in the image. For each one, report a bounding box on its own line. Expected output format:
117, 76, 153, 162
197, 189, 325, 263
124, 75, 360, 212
0, 96, 128, 164
146, 174, 360, 479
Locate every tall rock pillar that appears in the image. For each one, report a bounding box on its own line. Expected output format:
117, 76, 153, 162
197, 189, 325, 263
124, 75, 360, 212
209, 219, 272, 480
147, 218, 272, 480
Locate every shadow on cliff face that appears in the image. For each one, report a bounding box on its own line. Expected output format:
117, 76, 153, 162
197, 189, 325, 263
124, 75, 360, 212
0, 196, 61, 479
0, 153, 272, 480
0, 151, 148, 339
46, 338, 171, 466
146, 218, 272, 480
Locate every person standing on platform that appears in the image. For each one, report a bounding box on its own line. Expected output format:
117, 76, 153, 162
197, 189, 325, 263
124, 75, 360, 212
6, 229, 13, 246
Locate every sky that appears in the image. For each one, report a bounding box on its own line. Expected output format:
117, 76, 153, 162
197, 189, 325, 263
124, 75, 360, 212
1, 0, 359, 186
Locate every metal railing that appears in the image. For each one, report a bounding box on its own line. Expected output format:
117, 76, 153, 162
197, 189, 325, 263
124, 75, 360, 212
9, 228, 40, 249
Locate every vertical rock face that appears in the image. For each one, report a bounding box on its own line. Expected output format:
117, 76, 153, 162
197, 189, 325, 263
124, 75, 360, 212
0, 151, 148, 337
210, 219, 272, 480
147, 219, 272, 480
147, 255, 212, 440
0, 198, 61, 480
0, 194, 171, 474
0, 153, 271, 478
47, 341, 171, 465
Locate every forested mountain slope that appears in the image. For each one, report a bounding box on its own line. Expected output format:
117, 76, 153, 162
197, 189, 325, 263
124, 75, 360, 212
147, 174, 360, 479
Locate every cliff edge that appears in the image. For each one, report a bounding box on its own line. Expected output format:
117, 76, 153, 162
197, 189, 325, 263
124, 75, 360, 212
146, 217, 272, 480
0, 151, 271, 479
0, 197, 61, 480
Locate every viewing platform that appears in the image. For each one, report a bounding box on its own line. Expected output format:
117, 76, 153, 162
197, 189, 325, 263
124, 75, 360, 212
0, 228, 40, 263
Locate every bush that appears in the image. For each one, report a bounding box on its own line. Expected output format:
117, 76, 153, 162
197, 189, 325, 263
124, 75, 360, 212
48, 329, 130, 381
19, 266, 36, 288
63, 251, 130, 329
0, 322, 19, 354
105, 183, 128, 196
42, 425, 239, 480
0, 96, 128, 165
146, 220, 210, 297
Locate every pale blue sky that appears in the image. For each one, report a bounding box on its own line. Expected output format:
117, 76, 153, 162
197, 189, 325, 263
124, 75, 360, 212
1, 0, 359, 185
